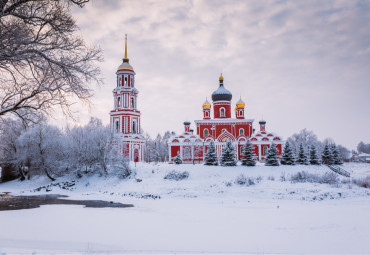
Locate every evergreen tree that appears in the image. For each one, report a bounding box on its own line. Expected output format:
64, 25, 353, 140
204, 141, 218, 166
321, 144, 334, 165
220, 140, 237, 166
280, 142, 296, 165
241, 139, 256, 166
265, 143, 280, 166
309, 144, 321, 165
297, 143, 309, 165
331, 144, 343, 165
174, 154, 182, 164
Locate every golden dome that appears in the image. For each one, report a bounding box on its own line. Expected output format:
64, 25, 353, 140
236, 97, 245, 108
202, 98, 211, 109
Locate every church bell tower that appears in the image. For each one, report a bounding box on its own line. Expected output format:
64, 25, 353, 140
109, 35, 145, 162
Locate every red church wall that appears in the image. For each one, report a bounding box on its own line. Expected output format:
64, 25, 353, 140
171, 146, 180, 160
213, 102, 231, 119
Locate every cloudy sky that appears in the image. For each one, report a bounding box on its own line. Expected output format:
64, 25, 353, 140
66, 0, 370, 150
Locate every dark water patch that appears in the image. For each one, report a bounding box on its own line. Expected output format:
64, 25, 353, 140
0, 193, 134, 211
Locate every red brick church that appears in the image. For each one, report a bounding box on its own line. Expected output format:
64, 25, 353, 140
168, 74, 283, 163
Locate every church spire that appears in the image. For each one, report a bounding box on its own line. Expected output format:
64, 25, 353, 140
123, 34, 129, 63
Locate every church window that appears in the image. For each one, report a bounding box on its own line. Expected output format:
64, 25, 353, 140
131, 97, 135, 109
239, 128, 244, 136
117, 97, 121, 108
124, 76, 128, 86
132, 121, 137, 134
263, 146, 268, 155
184, 147, 191, 159
118, 76, 122, 87
203, 128, 209, 138
220, 108, 225, 117
115, 121, 119, 133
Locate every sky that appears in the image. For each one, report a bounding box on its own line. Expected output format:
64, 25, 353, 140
62, 0, 370, 150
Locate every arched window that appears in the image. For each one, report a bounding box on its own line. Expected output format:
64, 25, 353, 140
131, 97, 135, 109
118, 76, 122, 87
117, 97, 121, 108
239, 128, 244, 136
203, 128, 209, 138
263, 146, 268, 155
132, 121, 136, 134
115, 121, 119, 133
124, 76, 128, 86
220, 108, 225, 117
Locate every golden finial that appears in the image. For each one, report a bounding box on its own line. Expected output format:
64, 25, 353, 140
125, 34, 128, 58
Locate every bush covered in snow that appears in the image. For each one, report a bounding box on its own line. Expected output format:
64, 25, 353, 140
352, 176, 370, 188
235, 174, 255, 186
164, 170, 189, 181
290, 171, 339, 184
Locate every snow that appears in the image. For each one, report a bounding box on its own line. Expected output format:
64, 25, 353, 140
1, 163, 370, 254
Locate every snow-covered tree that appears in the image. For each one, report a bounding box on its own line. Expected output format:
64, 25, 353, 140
220, 140, 237, 166
265, 143, 280, 166
204, 141, 218, 166
321, 144, 334, 165
309, 144, 321, 165
297, 143, 309, 165
241, 140, 256, 166
174, 154, 182, 165
280, 142, 296, 165
331, 144, 343, 165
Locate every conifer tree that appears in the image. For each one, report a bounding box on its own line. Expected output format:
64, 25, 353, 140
204, 141, 218, 166
309, 144, 321, 165
321, 144, 334, 165
220, 140, 237, 166
174, 154, 182, 164
281, 142, 296, 165
241, 139, 256, 166
297, 143, 309, 165
331, 144, 343, 165
265, 142, 280, 166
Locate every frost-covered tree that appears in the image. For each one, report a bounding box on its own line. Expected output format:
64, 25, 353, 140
204, 140, 218, 166
297, 143, 309, 165
265, 143, 280, 166
0, 0, 102, 124
321, 144, 334, 165
17, 123, 66, 181
357, 141, 370, 154
241, 140, 256, 166
280, 142, 296, 165
220, 140, 237, 166
287, 129, 322, 154
309, 144, 321, 165
331, 144, 343, 165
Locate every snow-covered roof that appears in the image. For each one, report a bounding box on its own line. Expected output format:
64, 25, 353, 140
250, 130, 283, 143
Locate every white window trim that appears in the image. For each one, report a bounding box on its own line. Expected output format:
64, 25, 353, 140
220, 107, 225, 117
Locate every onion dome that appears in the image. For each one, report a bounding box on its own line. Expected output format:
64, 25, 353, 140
202, 98, 211, 109
117, 34, 134, 71
212, 73, 232, 101
183, 120, 191, 126
236, 97, 245, 108
259, 120, 266, 125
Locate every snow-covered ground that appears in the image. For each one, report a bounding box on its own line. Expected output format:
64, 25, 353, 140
1, 162, 370, 254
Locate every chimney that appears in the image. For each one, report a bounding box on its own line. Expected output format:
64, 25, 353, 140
184, 120, 191, 133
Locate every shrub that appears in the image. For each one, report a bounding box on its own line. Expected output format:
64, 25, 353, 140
164, 170, 189, 181
290, 171, 338, 185
235, 174, 255, 186
267, 175, 275, 181
352, 177, 370, 188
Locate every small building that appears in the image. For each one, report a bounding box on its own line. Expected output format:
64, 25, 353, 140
168, 74, 283, 163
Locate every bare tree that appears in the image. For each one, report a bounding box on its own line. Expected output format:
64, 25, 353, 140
0, 0, 102, 124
